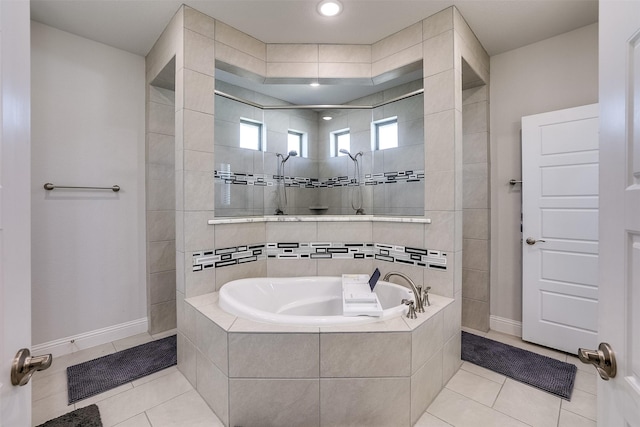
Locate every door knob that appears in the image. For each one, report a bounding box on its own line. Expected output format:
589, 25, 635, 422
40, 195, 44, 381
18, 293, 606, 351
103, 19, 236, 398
526, 237, 546, 245
578, 342, 617, 380
11, 348, 52, 386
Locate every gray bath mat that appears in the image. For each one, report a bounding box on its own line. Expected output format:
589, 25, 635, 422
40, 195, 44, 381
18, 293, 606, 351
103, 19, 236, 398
461, 331, 576, 400
36, 404, 102, 427
67, 335, 176, 404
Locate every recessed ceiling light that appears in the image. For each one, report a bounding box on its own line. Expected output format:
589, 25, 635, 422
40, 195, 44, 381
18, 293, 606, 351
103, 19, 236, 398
310, 82, 320, 87
322, 116, 333, 121
317, 0, 343, 17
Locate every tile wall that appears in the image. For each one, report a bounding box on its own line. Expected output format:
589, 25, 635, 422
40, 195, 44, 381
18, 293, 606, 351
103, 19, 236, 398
146, 85, 177, 334
462, 84, 490, 332
144, 4, 490, 425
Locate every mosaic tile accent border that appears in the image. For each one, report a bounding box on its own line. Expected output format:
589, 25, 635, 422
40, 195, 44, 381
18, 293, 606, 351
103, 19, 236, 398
192, 242, 446, 271
214, 169, 424, 188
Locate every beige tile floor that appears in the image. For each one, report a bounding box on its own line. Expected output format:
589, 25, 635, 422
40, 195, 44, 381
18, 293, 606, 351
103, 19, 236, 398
32, 328, 598, 427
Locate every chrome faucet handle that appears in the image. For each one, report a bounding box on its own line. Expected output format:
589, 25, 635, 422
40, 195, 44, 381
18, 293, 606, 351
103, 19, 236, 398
415, 285, 425, 313
423, 286, 431, 307
401, 299, 417, 319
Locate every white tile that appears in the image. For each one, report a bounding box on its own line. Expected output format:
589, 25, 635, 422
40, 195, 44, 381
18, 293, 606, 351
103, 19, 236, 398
445, 369, 502, 407
561, 388, 597, 421
94, 371, 193, 426
113, 413, 152, 427
146, 389, 223, 426
414, 412, 454, 427
573, 369, 597, 395
32, 371, 67, 403
493, 379, 561, 427
459, 361, 505, 385
428, 388, 529, 427
75, 383, 134, 408
131, 366, 178, 387
32, 390, 73, 427
558, 409, 597, 427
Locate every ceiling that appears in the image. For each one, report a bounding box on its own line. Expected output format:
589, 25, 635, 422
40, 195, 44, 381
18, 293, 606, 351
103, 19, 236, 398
30, 0, 598, 105
31, 0, 598, 58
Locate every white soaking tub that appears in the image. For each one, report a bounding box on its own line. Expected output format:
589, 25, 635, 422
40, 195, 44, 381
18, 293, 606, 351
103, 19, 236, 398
218, 276, 412, 326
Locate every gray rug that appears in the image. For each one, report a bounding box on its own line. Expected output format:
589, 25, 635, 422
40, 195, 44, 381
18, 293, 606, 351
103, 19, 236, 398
461, 331, 576, 400
67, 335, 176, 404
36, 404, 102, 427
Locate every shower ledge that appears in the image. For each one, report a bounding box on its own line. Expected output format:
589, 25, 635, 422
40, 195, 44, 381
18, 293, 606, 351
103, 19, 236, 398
208, 215, 432, 225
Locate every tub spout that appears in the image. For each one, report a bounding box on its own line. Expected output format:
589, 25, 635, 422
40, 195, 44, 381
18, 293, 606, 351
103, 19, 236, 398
383, 271, 425, 313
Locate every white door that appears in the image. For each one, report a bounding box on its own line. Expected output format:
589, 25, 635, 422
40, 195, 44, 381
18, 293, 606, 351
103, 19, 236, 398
0, 0, 32, 426
521, 104, 599, 354
598, 0, 640, 425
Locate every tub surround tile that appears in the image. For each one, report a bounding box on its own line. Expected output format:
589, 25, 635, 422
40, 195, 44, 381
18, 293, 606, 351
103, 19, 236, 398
411, 311, 444, 373
229, 379, 320, 427
185, 288, 451, 427
442, 333, 462, 385
229, 333, 320, 378
177, 333, 197, 388
320, 377, 411, 427
411, 350, 444, 425
320, 332, 411, 378
319, 315, 410, 333
185, 292, 218, 308
195, 352, 229, 425
196, 310, 229, 374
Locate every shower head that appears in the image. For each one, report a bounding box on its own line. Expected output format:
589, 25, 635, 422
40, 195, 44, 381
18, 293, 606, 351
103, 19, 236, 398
278, 150, 298, 163
339, 149, 363, 161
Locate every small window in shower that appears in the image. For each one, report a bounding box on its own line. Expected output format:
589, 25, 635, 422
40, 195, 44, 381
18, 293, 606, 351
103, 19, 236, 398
239, 118, 263, 151
288, 130, 305, 157
332, 129, 350, 157
374, 117, 398, 150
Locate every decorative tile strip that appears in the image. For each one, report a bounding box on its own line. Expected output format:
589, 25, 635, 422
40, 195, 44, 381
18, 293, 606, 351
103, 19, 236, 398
214, 169, 424, 188
192, 241, 446, 271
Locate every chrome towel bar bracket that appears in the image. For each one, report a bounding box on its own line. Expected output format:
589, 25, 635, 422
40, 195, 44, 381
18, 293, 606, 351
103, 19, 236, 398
44, 183, 120, 192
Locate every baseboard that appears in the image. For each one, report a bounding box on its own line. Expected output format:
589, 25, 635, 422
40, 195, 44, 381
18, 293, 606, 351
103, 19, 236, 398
489, 315, 522, 338
32, 318, 148, 359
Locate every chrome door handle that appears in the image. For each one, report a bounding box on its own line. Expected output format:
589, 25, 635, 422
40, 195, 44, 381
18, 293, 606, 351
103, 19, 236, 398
11, 348, 52, 386
526, 237, 546, 245
578, 342, 617, 380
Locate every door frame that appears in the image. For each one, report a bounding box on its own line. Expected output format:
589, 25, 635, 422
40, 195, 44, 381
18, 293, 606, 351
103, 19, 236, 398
0, 0, 32, 426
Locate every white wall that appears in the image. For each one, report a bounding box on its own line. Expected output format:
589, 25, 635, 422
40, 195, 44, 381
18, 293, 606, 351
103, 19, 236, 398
31, 22, 146, 347
489, 23, 598, 326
